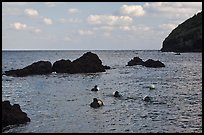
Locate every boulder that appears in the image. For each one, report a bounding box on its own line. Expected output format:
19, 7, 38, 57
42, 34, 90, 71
127, 57, 144, 66
143, 59, 165, 68
5, 61, 52, 77
52, 52, 109, 74
2, 100, 31, 131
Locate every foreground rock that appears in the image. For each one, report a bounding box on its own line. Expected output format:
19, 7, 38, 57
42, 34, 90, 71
161, 11, 202, 52
52, 52, 110, 73
127, 57, 165, 68
4, 61, 52, 77
2, 100, 31, 131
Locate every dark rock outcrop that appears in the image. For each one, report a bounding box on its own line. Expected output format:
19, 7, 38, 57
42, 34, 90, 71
143, 59, 165, 68
161, 11, 202, 52
127, 57, 144, 66
2, 100, 31, 131
52, 52, 110, 74
4, 61, 52, 77
52, 59, 72, 73
4, 52, 110, 76
127, 57, 165, 68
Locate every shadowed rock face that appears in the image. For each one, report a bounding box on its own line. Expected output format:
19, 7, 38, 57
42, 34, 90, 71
2, 101, 31, 131
52, 52, 109, 74
161, 11, 202, 52
4, 61, 52, 77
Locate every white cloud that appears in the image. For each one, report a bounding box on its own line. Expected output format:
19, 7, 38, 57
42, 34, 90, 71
43, 17, 53, 25
24, 8, 39, 17
10, 22, 41, 33
144, 2, 202, 19
159, 23, 177, 30
93, 26, 114, 31
87, 15, 133, 26
119, 26, 131, 31
78, 29, 94, 36
11, 22, 27, 30
120, 5, 145, 16
59, 18, 82, 23
68, 8, 80, 14
131, 25, 151, 32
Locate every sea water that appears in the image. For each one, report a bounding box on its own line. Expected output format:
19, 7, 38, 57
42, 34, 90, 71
2, 50, 202, 133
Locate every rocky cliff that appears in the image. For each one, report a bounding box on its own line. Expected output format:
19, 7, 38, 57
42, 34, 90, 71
161, 11, 202, 52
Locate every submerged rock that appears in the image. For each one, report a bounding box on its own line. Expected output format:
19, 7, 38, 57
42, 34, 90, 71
2, 100, 31, 131
4, 61, 52, 77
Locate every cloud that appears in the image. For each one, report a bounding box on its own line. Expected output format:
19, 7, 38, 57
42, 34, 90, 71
120, 5, 145, 16
131, 25, 151, 32
59, 18, 82, 23
144, 2, 202, 19
11, 22, 27, 30
43, 17, 53, 25
10, 22, 41, 33
24, 8, 39, 17
87, 15, 133, 26
78, 29, 94, 36
68, 8, 80, 14
159, 23, 177, 30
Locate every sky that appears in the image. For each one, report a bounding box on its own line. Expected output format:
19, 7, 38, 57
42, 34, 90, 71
2, 2, 202, 50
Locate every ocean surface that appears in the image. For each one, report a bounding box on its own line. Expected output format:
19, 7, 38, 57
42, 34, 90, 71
2, 50, 202, 133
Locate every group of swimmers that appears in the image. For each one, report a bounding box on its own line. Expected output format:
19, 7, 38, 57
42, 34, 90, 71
90, 84, 155, 108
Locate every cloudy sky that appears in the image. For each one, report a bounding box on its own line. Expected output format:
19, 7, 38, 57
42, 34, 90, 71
2, 2, 202, 50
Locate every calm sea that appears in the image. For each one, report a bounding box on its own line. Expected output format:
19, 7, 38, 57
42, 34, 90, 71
2, 50, 202, 133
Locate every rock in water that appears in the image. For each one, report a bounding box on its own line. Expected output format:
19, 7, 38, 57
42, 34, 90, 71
52, 52, 110, 74
5, 61, 52, 77
127, 57, 144, 66
143, 59, 165, 68
2, 100, 31, 131
161, 11, 202, 52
